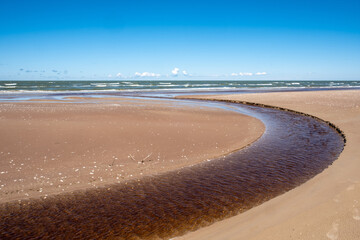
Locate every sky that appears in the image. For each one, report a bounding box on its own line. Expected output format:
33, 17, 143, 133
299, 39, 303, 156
0, 0, 359, 81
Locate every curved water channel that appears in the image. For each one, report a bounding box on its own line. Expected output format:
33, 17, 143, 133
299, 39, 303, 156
0, 99, 345, 239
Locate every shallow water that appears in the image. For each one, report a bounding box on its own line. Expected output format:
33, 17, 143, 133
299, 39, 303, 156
0, 101, 344, 239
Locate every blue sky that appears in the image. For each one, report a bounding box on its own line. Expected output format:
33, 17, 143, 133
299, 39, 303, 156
0, 0, 359, 80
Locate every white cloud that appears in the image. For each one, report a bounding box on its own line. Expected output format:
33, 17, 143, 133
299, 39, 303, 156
232, 72, 253, 76
255, 72, 267, 75
171, 67, 180, 75
182, 70, 188, 76
240, 72, 253, 76
135, 72, 161, 77
116, 73, 122, 77
108, 74, 113, 78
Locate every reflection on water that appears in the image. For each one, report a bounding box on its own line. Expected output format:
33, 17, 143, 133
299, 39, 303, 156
0, 102, 344, 239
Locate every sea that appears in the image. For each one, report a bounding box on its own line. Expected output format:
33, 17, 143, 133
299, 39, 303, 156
0, 80, 359, 101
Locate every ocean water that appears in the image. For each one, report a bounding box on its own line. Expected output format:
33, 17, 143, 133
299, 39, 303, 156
0, 80, 359, 93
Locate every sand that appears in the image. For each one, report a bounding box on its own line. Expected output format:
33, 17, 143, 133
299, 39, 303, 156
0, 97, 264, 203
179, 89, 360, 240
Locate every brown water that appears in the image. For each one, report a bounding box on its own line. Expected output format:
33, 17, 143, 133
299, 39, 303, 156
0, 101, 344, 239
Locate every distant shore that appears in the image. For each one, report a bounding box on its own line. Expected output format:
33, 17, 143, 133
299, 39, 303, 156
179, 89, 360, 240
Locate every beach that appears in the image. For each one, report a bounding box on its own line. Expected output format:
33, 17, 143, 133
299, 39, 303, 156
0, 89, 359, 239
1, 0, 359, 237
0, 97, 264, 203
180, 89, 360, 239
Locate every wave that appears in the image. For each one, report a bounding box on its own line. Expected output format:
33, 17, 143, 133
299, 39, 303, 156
0, 86, 17, 89
0, 81, 359, 98
1, 85, 359, 94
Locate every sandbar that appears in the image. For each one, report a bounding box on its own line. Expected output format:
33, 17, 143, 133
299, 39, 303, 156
0, 97, 264, 203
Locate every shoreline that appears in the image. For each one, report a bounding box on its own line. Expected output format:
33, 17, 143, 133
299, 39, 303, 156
179, 89, 360, 240
179, 97, 347, 145
0, 97, 264, 203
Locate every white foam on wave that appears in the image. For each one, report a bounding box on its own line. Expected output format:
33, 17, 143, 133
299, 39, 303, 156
0, 86, 17, 88
90, 83, 107, 86
0, 89, 123, 94
246, 83, 273, 86
190, 84, 219, 87
159, 84, 181, 87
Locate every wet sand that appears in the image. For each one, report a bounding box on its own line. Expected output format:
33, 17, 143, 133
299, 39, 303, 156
179, 89, 360, 240
0, 97, 264, 203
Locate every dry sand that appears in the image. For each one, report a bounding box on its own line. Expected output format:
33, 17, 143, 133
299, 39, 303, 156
0, 97, 264, 203
179, 89, 360, 240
